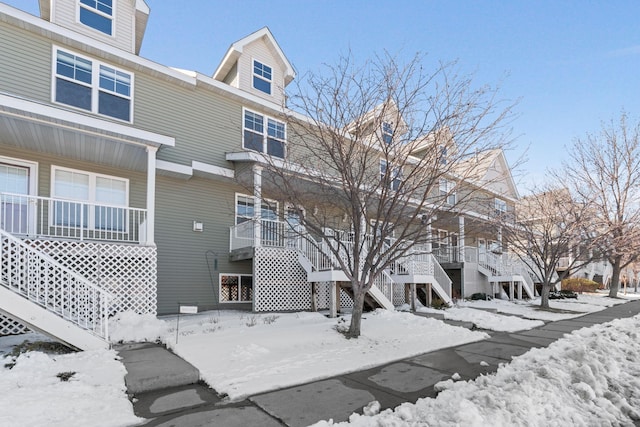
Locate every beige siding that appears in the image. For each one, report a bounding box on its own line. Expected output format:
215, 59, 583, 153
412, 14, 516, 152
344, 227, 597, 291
238, 40, 286, 105
51, 0, 135, 53
0, 25, 52, 102
155, 175, 252, 314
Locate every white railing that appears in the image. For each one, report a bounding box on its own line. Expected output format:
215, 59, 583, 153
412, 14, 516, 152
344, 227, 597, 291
431, 253, 453, 298
0, 229, 112, 340
1, 192, 148, 244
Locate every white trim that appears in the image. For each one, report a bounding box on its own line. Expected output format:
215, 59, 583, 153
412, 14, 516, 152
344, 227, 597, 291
0, 92, 174, 147
0, 155, 39, 234
252, 58, 272, 95
156, 159, 193, 177
192, 161, 235, 179
77, 0, 115, 37
242, 107, 286, 159
52, 45, 134, 123
219, 273, 253, 303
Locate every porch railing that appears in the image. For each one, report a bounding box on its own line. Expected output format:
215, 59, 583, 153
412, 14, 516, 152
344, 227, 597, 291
0, 228, 113, 340
1, 192, 148, 244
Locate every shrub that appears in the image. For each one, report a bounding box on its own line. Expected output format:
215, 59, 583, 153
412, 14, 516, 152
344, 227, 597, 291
431, 298, 449, 310
549, 290, 578, 299
561, 277, 601, 293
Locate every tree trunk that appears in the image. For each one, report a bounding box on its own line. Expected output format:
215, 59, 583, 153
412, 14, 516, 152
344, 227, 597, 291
608, 257, 622, 298
540, 282, 551, 309
347, 283, 366, 338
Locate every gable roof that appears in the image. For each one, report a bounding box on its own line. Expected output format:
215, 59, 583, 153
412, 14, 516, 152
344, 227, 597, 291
212, 27, 295, 86
457, 148, 520, 200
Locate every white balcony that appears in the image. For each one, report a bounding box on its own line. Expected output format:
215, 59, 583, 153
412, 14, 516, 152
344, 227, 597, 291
1, 192, 148, 244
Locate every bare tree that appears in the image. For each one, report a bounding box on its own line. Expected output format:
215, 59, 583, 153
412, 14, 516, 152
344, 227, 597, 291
260, 53, 514, 338
563, 113, 640, 297
500, 186, 595, 308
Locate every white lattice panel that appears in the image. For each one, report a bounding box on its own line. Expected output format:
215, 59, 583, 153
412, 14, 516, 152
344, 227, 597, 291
0, 314, 29, 336
393, 284, 407, 306
254, 247, 311, 311
24, 239, 157, 315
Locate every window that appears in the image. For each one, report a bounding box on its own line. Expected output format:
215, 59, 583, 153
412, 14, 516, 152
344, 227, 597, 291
235, 194, 278, 224
495, 198, 507, 215
79, 0, 113, 36
54, 48, 132, 122
253, 60, 272, 94
382, 122, 393, 145
51, 166, 128, 231
439, 179, 456, 205
380, 160, 402, 191
220, 274, 253, 302
243, 109, 285, 158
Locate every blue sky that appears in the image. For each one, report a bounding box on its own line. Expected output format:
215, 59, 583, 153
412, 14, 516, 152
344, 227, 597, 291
6, 1, 640, 189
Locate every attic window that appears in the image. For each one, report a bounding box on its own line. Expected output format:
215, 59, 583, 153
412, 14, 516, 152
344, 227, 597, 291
495, 198, 507, 214
253, 60, 272, 95
79, 0, 113, 36
382, 122, 393, 145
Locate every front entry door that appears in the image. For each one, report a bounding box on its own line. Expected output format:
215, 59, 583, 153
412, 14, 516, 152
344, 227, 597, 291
0, 163, 30, 234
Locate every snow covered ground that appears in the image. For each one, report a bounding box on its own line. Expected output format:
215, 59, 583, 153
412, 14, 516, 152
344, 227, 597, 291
0, 291, 637, 427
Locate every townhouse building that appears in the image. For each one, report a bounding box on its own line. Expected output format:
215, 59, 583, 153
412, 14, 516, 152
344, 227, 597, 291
0, 0, 532, 349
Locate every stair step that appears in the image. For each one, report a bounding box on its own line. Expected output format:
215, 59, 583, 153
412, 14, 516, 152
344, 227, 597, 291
115, 342, 200, 394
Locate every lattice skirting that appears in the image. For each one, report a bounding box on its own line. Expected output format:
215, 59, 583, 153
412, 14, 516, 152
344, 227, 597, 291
1, 239, 157, 337
253, 247, 355, 312
0, 315, 29, 336
24, 239, 158, 315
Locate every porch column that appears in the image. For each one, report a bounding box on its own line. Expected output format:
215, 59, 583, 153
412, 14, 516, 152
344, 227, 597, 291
458, 216, 465, 262
146, 146, 157, 245
426, 221, 432, 253
410, 283, 417, 312
329, 282, 338, 318
253, 165, 262, 247
497, 226, 503, 253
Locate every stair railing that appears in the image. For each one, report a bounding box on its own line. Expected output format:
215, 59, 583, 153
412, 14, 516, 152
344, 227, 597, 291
0, 229, 113, 341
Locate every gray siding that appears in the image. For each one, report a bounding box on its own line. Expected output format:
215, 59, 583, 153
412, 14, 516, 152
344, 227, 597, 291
0, 24, 52, 102
155, 175, 252, 315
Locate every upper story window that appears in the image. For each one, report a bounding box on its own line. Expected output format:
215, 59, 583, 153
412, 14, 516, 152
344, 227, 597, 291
54, 48, 133, 122
243, 109, 285, 159
382, 122, 393, 145
439, 179, 456, 205
380, 160, 402, 191
79, 0, 113, 36
495, 198, 507, 215
253, 60, 272, 95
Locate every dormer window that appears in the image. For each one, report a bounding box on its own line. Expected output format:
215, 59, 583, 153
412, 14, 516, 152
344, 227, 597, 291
79, 0, 114, 36
495, 198, 507, 215
253, 60, 272, 95
382, 122, 393, 145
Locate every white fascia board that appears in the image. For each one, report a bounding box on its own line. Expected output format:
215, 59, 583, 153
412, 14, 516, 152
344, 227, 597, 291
0, 92, 175, 147
192, 161, 235, 179
156, 159, 193, 177
0, 4, 195, 86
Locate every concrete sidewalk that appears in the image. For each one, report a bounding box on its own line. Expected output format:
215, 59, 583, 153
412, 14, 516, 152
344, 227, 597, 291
125, 300, 640, 427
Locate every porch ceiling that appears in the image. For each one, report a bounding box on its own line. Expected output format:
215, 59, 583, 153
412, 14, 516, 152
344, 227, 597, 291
0, 94, 174, 172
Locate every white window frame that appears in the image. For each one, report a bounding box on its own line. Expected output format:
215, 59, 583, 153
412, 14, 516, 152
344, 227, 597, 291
382, 121, 393, 145
252, 59, 272, 95
52, 46, 134, 122
50, 165, 129, 231
0, 156, 39, 235
380, 159, 402, 191
242, 108, 286, 159
219, 273, 253, 303
495, 198, 507, 214
439, 179, 456, 205
77, 0, 115, 36
235, 193, 279, 223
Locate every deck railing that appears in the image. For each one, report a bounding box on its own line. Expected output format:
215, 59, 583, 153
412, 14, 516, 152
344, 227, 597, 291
1, 192, 148, 244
